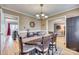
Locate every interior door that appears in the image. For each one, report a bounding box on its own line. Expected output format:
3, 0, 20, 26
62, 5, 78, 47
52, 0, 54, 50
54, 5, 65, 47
66, 16, 79, 52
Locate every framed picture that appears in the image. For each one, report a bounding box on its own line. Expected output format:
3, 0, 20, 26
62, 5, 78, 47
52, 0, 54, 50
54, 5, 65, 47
54, 23, 65, 37
29, 21, 35, 28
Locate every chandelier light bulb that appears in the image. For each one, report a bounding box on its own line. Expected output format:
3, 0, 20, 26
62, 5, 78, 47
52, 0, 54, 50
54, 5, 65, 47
41, 14, 45, 16
36, 14, 39, 17
45, 16, 48, 18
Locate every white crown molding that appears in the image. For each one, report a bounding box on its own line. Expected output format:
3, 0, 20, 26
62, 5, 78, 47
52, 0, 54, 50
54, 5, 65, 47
48, 6, 79, 19
1, 6, 35, 18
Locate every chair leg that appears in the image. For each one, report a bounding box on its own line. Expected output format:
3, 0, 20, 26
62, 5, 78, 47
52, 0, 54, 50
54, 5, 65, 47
52, 47, 53, 55
55, 44, 57, 51
49, 44, 54, 55
51, 45, 53, 55
48, 48, 49, 55
48, 45, 51, 55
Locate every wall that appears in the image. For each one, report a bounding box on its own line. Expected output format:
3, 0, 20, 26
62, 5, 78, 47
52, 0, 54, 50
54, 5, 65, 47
19, 15, 41, 32
48, 16, 66, 32
3, 9, 41, 32
47, 8, 79, 32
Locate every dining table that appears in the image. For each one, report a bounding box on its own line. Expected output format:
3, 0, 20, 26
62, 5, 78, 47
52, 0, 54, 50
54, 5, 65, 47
21, 33, 54, 55
22, 34, 51, 44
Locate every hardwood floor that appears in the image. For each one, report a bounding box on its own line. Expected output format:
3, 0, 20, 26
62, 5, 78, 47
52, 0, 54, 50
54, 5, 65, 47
2, 36, 19, 55
57, 37, 79, 55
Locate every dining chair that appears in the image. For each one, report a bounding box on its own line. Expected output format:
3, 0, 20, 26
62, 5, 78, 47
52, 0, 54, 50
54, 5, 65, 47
49, 33, 57, 55
18, 36, 36, 55
35, 36, 51, 55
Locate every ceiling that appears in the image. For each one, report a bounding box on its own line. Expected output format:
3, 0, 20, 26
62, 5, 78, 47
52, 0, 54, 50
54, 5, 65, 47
1, 4, 79, 18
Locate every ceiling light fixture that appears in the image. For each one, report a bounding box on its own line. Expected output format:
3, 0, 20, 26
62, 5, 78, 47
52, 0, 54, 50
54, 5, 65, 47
36, 4, 48, 20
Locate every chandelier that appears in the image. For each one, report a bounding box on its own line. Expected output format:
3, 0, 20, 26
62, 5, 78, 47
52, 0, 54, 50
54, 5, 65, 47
36, 4, 48, 20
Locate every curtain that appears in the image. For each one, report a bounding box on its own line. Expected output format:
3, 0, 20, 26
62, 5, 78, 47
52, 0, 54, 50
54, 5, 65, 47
7, 23, 11, 36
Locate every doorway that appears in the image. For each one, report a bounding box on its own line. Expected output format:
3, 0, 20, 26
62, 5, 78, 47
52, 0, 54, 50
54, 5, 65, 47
1, 13, 19, 54
5, 18, 19, 51
54, 23, 66, 48
48, 16, 66, 49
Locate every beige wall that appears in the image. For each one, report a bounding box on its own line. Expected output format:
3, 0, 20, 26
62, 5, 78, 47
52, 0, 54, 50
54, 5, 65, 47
19, 15, 41, 31
48, 16, 66, 32
3, 9, 41, 32
47, 8, 79, 32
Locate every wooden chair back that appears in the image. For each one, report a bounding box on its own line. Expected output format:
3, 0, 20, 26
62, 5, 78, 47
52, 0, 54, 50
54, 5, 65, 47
53, 33, 57, 43
50, 32, 57, 44
18, 36, 23, 54
42, 36, 51, 52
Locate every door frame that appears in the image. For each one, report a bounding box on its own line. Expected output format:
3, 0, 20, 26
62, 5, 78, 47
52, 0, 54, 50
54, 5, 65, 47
0, 8, 6, 54
0, 8, 1, 55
